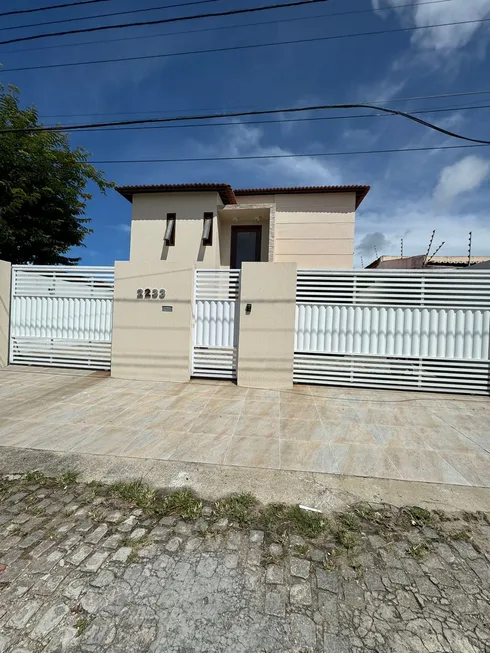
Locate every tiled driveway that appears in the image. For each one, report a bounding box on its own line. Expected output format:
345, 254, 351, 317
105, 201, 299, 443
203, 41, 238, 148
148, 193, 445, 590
0, 367, 489, 487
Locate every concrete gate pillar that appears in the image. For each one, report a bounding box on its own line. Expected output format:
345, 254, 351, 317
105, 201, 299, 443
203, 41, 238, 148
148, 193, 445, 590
237, 262, 297, 390
111, 261, 194, 382
0, 260, 11, 368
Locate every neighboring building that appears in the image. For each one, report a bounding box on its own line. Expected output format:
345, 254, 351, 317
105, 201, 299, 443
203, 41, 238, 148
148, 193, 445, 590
116, 183, 370, 269
366, 255, 490, 270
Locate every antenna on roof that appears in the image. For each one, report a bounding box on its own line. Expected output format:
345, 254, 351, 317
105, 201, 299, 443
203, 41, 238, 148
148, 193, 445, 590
400, 238, 404, 259
468, 231, 472, 267
374, 245, 379, 259
423, 230, 435, 267
426, 241, 445, 265
360, 256, 364, 268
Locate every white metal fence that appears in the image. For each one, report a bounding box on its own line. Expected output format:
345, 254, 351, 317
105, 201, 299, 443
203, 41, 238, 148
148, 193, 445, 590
10, 265, 114, 370
294, 269, 490, 394
192, 269, 240, 379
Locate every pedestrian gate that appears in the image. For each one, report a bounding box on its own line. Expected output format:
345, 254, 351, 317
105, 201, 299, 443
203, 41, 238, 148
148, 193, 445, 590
294, 269, 490, 395
192, 269, 240, 379
10, 265, 115, 370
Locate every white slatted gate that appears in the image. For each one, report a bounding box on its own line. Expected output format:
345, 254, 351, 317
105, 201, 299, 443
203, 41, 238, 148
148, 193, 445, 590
294, 269, 490, 395
192, 269, 240, 379
10, 265, 114, 370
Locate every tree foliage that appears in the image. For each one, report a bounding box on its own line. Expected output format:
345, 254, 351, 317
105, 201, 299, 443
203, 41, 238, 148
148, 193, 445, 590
0, 84, 113, 264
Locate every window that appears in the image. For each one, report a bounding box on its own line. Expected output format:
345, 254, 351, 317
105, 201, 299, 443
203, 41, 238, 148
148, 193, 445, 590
164, 213, 176, 246
202, 212, 213, 246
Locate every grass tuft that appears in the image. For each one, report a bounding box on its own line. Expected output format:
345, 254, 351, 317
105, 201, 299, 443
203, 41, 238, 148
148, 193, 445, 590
334, 528, 360, 550
75, 616, 93, 637
110, 480, 155, 510
154, 489, 203, 520
261, 504, 327, 539
214, 493, 259, 525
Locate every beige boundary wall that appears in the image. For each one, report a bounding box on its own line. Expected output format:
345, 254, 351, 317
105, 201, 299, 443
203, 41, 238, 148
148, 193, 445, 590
111, 261, 194, 382
0, 260, 11, 368
237, 262, 297, 390
111, 260, 297, 389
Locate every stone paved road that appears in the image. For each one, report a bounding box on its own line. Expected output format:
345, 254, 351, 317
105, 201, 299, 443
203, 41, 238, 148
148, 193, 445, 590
0, 475, 489, 653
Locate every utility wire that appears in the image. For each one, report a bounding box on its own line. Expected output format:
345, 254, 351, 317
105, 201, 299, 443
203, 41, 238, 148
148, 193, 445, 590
88, 143, 490, 164
0, 0, 109, 18
1, 0, 452, 49
0, 0, 223, 33
0, 0, 328, 46
54, 103, 490, 133
36, 89, 490, 119
3, 101, 490, 146
3, 16, 488, 72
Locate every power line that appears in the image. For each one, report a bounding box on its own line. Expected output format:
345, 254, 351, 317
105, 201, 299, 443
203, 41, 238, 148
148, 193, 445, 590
3, 16, 488, 72
0, 0, 110, 19
36, 89, 490, 119
2, 0, 453, 52
39, 103, 490, 134
88, 143, 490, 164
4, 101, 490, 146
0, 0, 328, 46
0, 0, 223, 33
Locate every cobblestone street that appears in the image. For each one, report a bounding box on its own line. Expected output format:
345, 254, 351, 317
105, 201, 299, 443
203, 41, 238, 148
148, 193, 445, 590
0, 474, 489, 653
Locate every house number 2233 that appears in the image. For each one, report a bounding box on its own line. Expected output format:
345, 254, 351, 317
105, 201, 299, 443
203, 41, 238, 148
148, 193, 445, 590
137, 288, 166, 299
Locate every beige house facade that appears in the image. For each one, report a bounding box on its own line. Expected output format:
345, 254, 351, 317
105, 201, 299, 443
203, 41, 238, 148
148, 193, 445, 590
117, 183, 370, 269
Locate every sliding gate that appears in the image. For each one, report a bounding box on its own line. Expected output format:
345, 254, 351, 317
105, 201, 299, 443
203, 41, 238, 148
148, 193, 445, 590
192, 269, 240, 379
294, 269, 490, 395
10, 265, 114, 370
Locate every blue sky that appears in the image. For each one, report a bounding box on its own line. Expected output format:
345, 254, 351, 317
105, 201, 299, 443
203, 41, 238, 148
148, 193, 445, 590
1, 0, 490, 267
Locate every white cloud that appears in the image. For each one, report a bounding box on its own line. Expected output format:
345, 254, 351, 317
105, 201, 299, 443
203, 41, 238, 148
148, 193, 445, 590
433, 155, 490, 204
199, 122, 343, 186
116, 223, 131, 233
372, 0, 490, 52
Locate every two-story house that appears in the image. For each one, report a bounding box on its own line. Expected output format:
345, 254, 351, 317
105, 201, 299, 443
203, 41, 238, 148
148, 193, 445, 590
116, 183, 370, 268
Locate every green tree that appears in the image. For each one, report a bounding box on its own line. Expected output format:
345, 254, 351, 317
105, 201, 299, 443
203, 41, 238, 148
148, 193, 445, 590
0, 84, 113, 264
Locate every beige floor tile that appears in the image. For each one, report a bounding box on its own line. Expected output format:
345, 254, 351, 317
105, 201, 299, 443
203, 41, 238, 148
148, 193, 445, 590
387, 448, 471, 485
180, 384, 218, 397
279, 419, 326, 442
246, 389, 281, 402
280, 401, 319, 420
1, 420, 57, 447
126, 395, 177, 413
415, 427, 487, 455
224, 437, 280, 469
205, 398, 245, 415
188, 413, 238, 437
440, 452, 490, 487
26, 423, 100, 452
395, 408, 446, 428
121, 430, 186, 460
78, 404, 133, 426
283, 385, 312, 398
108, 408, 163, 431
367, 425, 432, 449
70, 426, 140, 455
316, 403, 362, 424
20, 402, 89, 424
164, 395, 211, 413
323, 423, 379, 445
330, 444, 404, 481
170, 433, 231, 465
144, 410, 197, 433
434, 413, 488, 433
280, 440, 338, 473
234, 415, 280, 439
464, 430, 490, 454
242, 401, 280, 418
213, 384, 249, 398
355, 407, 409, 427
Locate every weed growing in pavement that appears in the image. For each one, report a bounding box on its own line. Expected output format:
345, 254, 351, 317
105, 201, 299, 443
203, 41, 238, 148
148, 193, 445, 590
261, 503, 327, 538
407, 542, 431, 560
110, 479, 156, 509
75, 616, 94, 637
450, 530, 472, 542
334, 528, 360, 550
24, 469, 78, 488
214, 493, 259, 525
120, 534, 152, 563
154, 489, 203, 520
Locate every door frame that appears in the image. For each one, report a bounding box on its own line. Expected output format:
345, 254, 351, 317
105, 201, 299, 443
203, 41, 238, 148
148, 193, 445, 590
230, 225, 262, 268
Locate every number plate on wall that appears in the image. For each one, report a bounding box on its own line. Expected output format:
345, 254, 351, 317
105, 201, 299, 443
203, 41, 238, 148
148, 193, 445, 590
137, 288, 166, 299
